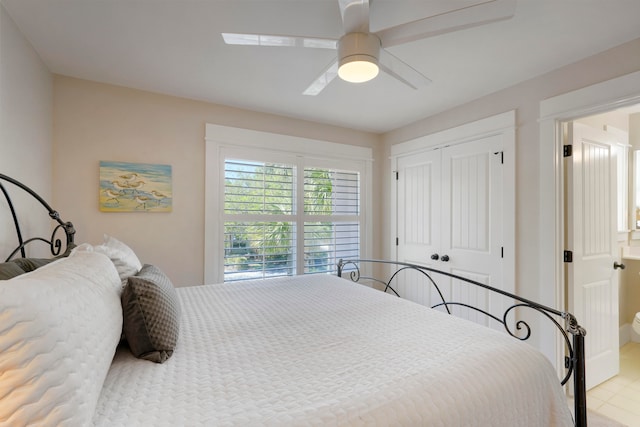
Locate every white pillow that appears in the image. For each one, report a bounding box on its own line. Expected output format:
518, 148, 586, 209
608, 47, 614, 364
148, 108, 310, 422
92, 234, 143, 281
0, 251, 122, 426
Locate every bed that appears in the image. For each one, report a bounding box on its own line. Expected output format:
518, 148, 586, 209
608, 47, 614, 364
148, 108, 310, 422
0, 173, 587, 426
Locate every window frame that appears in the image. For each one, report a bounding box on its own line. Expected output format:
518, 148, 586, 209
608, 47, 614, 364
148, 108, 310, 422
205, 124, 372, 283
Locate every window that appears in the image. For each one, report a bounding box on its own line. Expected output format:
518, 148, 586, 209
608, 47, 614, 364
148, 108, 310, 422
223, 160, 295, 281
223, 159, 360, 281
204, 123, 372, 284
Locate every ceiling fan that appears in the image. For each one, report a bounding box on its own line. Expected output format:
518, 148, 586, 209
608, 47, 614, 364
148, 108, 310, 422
222, 0, 516, 95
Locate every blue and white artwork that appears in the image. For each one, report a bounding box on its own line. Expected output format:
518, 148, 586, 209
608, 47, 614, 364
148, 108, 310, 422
99, 161, 172, 212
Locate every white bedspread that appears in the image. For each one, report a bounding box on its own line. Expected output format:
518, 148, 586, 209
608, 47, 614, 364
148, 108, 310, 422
93, 274, 573, 426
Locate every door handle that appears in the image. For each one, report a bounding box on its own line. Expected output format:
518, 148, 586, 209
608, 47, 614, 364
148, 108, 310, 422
430, 253, 439, 260
613, 261, 625, 270
441, 254, 450, 262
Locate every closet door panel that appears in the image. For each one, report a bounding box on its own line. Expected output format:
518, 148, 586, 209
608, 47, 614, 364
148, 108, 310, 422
396, 150, 441, 306
441, 135, 507, 327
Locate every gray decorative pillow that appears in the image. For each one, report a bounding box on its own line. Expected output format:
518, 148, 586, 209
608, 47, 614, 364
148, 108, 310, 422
0, 262, 25, 280
122, 264, 180, 363
11, 257, 54, 273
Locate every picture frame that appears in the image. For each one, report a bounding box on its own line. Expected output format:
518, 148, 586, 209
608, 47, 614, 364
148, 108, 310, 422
99, 161, 172, 212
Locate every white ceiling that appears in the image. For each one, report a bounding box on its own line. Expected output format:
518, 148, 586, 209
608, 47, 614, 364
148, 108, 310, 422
3, 0, 640, 133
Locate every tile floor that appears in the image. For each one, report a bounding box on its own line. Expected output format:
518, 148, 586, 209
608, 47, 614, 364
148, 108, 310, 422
586, 342, 640, 427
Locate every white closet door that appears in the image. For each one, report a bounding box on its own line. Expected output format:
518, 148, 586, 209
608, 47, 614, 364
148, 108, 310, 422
395, 150, 441, 305
395, 135, 505, 327
440, 135, 507, 326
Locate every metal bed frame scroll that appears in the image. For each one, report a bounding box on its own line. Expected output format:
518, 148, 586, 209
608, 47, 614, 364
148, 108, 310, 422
337, 258, 587, 427
0, 173, 75, 261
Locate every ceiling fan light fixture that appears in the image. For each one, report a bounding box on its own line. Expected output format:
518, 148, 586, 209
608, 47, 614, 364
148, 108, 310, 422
338, 55, 379, 83
337, 32, 380, 83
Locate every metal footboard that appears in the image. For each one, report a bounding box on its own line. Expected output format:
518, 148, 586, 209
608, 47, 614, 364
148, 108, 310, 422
337, 258, 587, 427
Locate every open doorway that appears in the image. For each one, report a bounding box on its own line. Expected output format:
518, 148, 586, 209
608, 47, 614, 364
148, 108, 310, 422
539, 72, 640, 426
538, 70, 640, 375
563, 106, 640, 391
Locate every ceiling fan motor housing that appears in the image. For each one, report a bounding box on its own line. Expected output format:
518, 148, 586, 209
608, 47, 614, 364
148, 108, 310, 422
337, 32, 381, 82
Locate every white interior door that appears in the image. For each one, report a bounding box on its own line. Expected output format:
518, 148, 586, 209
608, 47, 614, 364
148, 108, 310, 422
566, 122, 620, 390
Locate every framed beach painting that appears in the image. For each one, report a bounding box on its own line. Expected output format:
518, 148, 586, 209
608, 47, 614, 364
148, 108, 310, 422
99, 161, 172, 212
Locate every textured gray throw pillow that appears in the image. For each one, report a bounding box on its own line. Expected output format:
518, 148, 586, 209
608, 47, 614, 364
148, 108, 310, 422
11, 257, 54, 272
0, 262, 26, 280
122, 264, 180, 363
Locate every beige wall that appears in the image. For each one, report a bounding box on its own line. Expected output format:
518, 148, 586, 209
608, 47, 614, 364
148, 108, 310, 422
381, 38, 640, 309
0, 4, 53, 258
52, 76, 381, 285
576, 110, 634, 133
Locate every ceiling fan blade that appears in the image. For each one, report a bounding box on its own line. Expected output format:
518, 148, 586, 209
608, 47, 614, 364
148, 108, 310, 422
378, 48, 431, 90
338, 0, 370, 33
222, 33, 337, 49
376, 0, 516, 47
303, 60, 339, 96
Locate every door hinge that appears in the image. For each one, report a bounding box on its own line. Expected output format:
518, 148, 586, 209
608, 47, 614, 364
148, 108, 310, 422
395, 171, 399, 180
563, 145, 573, 157
564, 250, 573, 263
501, 247, 504, 258
396, 237, 399, 246
494, 151, 504, 164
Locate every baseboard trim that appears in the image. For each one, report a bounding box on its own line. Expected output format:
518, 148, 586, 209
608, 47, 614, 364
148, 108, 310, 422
620, 323, 640, 346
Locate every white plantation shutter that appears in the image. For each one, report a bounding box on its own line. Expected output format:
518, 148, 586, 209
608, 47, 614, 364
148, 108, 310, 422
224, 160, 294, 215
224, 160, 295, 281
303, 168, 359, 274
224, 221, 295, 281
223, 159, 361, 282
